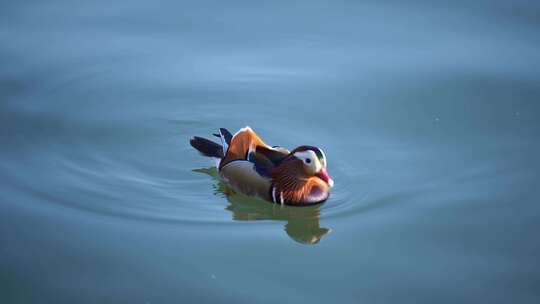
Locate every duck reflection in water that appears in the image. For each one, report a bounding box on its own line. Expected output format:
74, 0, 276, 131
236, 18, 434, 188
194, 167, 331, 244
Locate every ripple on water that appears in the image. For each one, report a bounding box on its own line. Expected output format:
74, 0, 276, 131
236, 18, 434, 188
1, 114, 394, 245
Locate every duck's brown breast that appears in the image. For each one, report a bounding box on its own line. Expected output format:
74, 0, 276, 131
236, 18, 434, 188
273, 176, 330, 205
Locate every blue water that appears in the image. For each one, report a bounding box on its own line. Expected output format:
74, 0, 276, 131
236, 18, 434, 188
1, 1, 540, 303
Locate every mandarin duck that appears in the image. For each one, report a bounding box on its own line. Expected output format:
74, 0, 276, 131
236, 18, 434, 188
190, 127, 334, 205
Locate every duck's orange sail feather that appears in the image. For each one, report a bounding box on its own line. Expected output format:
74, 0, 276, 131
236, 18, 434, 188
219, 127, 270, 169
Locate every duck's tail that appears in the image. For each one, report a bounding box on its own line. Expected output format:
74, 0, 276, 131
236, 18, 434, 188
191, 127, 234, 160
213, 128, 233, 153
190, 136, 224, 158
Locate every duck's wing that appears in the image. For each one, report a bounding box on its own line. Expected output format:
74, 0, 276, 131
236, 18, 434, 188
248, 151, 276, 177
219, 127, 269, 169
256, 146, 290, 164
219, 127, 290, 176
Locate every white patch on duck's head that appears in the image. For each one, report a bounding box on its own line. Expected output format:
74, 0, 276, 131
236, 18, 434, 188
290, 146, 333, 187
293, 150, 322, 175
317, 147, 328, 168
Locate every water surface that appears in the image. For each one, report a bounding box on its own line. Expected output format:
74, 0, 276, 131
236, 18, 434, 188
1, 1, 540, 303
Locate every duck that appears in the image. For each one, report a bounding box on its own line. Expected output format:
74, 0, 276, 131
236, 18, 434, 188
190, 127, 334, 206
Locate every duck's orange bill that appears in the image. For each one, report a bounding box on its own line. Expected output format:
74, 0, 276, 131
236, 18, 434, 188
316, 168, 334, 188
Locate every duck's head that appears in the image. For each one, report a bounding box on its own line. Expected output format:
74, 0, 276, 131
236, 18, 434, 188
287, 146, 334, 188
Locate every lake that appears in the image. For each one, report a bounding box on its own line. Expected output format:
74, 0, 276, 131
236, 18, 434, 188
1, 0, 539, 303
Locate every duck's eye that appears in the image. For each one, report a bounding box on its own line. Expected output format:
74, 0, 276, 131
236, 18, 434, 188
305, 158, 311, 164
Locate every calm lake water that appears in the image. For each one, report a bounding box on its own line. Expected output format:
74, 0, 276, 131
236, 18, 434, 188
1, 1, 540, 303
